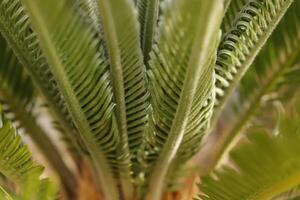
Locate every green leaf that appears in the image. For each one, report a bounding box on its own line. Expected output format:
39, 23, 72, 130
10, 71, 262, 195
167, 50, 217, 189
144, 0, 224, 199
137, 0, 160, 62
221, 0, 247, 33
20, 177, 57, 200
199, 115, 300, 200
73, 0, 102, 34
0, 107, 43, 185
0, 35, 75, 197
0, 0, 84, 154
0, 186, 13, 200
197, 1, 300, 176
95, 1, 149, 196
20, 0, 127, 199
212, 0, 293, 124
273, 185, 300, 200
0, 177, 57, 200
96, 0, 149, 158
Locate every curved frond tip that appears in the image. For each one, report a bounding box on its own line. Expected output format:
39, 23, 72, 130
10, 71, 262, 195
213, 0, 293, 123
199, 114, 300, 200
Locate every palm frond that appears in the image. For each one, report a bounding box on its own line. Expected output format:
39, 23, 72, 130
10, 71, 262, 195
0, 0, 84, 154
137, 0, 160, 62
197, 1, 300, 176
20, 177, 57, 200
0, 178, 57, 200
0, 107, 43, 185
73, 0, 101, 34
273, 185, 300, 200
0, 35, 75, 196
143, 1, 224, 199
0, 177, 58, 200
0, 186, 13, 200
20, 0, 134, 199
166, 39, 220, 189
96, 0, 149, 155
212, 0, 293, 124
221, 0, 247, 33
95, 0, 149, 190
199, 114, 300, 200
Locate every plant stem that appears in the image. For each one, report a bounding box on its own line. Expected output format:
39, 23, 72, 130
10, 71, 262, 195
146, 2, 223, 199
95, 0, 135, 199
21, 1, 120, 199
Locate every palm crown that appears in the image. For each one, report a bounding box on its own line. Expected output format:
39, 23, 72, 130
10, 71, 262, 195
0, 0, 300, 199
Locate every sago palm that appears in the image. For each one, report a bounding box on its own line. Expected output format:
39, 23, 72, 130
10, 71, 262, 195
0, 0, 300, 199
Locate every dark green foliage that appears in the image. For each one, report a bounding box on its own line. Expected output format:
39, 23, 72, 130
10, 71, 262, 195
199, 114, 300, 200
0, 0, 299, 199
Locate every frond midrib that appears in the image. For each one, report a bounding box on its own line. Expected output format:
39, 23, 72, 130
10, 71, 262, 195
250, 170, 300, 200
212, 0, 294, 126
20, 1, 119, 199
146, 1, 224, 199
203, 42, 300, 175
0, 6, 82, 153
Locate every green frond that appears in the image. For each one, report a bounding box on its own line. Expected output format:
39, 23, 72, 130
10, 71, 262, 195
273, 185, 300, 200
96, 0, 149, 154
20, 0, 131, 199
20, 177, 57, 200
212, 0, 293, 124
167, 49, 217, 189
0, 107, 43, 185
144, 1, 224, 199
221, 0, 247, 32
0, 186, 13, 200
95, 0, 150, 196
73, 0, 101, 34
0, 35, 75, 196
95, 0, 149, 184
137, 0, 160, 62
1, 177, 57, 200
198, 1, 300, 175
0, 37, 34, 112
0, 0, 85, 154
199, 114, 300, 200
0, 112, 55, 199
239, 1, 300, 102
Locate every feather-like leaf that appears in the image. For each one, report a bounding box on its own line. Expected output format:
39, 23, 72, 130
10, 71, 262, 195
144, 0, 224, 199
198, 1, 300, 175
0, 35, 75, 196
95, 2, 150, 191
0, 108, 43, 185
273, 185, 300, 200
199, 114, 300, 200
73, 0, 101, 34
20, 0, 129, 199
221, 0, 247, 33
0, 186, 13, 200
0, 0, 84, 153
96, 0, 149, 158
213, 0, 293, 123
20, 177, 57, 200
